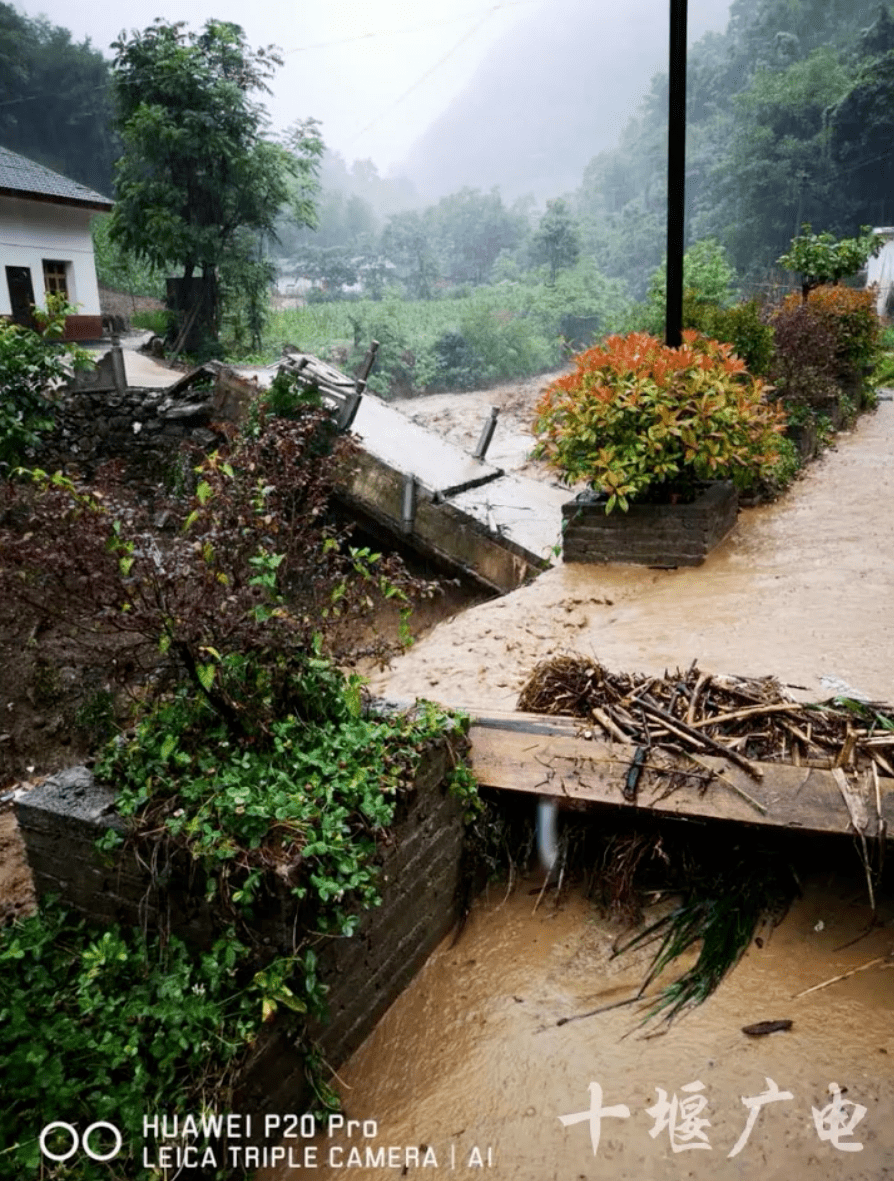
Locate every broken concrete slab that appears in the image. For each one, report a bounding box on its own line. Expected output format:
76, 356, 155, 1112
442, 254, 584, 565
349, 395, 503, 498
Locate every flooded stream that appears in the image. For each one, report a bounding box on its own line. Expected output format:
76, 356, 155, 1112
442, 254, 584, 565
259, 864, 893, 1181
257, 397, 894, 1181
370, 401, 894, 710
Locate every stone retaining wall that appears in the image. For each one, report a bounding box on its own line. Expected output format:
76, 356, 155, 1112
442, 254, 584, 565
15, 745, 466, 1116
562, 481, 738, 568
37, 384, 222, 479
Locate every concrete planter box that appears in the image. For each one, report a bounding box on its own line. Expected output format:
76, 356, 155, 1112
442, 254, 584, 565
16, 747, 466, 1121
562, 480, 738, 568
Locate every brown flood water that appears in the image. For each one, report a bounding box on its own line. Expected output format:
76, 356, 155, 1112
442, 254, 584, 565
260, 873, 893, 1181
259, 398, 894, 1181
369, 400, 894, 710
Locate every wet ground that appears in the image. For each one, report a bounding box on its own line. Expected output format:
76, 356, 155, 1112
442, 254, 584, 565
260, 873, 894, 1181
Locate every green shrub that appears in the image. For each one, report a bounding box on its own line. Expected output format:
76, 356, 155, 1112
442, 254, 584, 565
0, 297, 91, 469
73, 689, 117, 746
777, 224, 884, 298
96, 669, 476, 934
767, 298, 840, 410
699, 300, 776, 377
130, 309, 170, 335
457, 304, 554, 384
355, 304, 415, 397
768, 286, 881, 411
801, 285, 880, 377
639, 238, 738, 335
737, 432, 802, 499
428, 330, 486, 390
532, 331, 786, 511
0, 902, 259, 1180
871, 350, 894, 388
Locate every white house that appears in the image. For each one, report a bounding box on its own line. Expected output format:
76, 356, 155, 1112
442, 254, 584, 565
865, 226, 894, 318
0, 145, 113, 341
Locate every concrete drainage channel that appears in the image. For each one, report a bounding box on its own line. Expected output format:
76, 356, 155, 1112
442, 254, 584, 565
15, 747, 467, 1147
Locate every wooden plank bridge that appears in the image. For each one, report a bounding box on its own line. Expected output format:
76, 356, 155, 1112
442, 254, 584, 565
464, 708, 894, 841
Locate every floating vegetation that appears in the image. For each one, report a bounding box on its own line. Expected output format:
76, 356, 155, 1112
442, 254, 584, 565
613, 852, 795, 1025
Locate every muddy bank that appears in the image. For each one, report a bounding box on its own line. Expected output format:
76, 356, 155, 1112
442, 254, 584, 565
370, 401, 894, 710
260, 870, 894, 1181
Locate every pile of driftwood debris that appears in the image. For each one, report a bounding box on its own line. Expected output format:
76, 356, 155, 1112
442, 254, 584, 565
517, 655, 894, 784
516, 657, 894, 1022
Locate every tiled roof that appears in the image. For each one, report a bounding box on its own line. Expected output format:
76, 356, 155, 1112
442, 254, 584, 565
0, 145, 113, 209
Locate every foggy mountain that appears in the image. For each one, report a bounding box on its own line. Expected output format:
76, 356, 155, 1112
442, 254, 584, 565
397, 0, 733, 202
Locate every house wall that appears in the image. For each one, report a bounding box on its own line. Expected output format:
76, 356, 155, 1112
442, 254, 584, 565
865, 226, 894, 317
0, 194, 105, 336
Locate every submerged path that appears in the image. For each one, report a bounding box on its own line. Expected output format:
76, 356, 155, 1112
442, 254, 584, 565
371, 401, 894, 708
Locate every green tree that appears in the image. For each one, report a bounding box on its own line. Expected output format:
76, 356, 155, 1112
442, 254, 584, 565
703, 47, 852, 274
777, 224, 885, 298
640, 239, 738, 333
0, 3, 117, 193
828, 15, 894, 228
431, 187, 525, 285
109, 19, 321, 349
530, 199, 581, 283
572, 0, 885, 291
381, 210, 438, 298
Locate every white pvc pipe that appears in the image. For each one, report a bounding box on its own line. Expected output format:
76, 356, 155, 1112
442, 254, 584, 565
536, 798, 559, 874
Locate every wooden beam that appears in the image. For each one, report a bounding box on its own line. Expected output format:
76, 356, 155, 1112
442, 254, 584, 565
467, 710, 894, 840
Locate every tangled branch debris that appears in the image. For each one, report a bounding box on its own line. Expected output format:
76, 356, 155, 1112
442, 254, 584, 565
520, 656, 892, 1026
517, 655, 894, 785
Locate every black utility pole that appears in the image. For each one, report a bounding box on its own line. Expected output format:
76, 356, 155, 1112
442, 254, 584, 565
666, 0, 687, 348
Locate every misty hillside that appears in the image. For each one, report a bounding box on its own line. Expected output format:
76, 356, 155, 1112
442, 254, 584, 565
398, 0, 732, 201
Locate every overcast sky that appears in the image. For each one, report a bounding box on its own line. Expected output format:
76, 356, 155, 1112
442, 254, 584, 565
18, 0, 731, 175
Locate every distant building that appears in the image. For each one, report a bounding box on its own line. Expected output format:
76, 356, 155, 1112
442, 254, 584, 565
0, 145, 113, 341
865, 227, 894, 318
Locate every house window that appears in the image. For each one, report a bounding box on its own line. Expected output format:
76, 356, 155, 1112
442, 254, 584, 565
42, 259, 69, 299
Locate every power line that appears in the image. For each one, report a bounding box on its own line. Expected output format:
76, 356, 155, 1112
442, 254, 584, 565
278, 1, 538, 57
0, 2, 538, 113
344, 4, 507, 149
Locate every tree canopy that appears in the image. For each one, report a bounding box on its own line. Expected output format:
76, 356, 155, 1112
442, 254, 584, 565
530, 199, 581, 283
109, 19, 322, 345
573, 0, 894, 296
0, 2, 117, 193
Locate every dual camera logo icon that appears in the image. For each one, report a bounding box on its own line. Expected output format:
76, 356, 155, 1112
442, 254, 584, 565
39, 1121, 123, 1163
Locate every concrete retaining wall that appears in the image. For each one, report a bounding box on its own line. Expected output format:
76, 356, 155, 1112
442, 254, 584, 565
337, 448, 545, 593
15, 746, 466, 1115
562, 481, 738, 568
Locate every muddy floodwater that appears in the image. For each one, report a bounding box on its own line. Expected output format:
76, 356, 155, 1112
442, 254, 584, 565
256, 397, 894, 1181
259, 873, 893, 1181
370, 399, 894, 710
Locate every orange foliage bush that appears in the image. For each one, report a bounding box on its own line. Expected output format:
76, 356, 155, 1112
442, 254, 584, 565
532, 331, 785, 511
